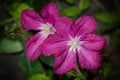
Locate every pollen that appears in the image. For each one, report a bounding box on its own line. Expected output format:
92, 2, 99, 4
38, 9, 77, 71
67, 37, 83, 52
40, 23, 56, 39
44, 26, 51, 33
71, 39, 79, 47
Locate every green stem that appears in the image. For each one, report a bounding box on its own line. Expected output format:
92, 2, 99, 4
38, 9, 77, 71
76, 68, 86, 80
76, 69, 82, 77
27, 60, 33, 76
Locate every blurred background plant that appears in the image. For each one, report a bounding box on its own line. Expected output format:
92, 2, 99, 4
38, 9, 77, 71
0, 0, 120, 80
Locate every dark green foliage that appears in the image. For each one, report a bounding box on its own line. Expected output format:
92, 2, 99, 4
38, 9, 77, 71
32, 0, 52, 12
19, 52, 45, 78
39, 55, 54, 67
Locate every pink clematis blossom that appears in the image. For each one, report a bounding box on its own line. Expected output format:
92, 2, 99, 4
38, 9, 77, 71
42, 16, 106, 74
21, 2, 59, 60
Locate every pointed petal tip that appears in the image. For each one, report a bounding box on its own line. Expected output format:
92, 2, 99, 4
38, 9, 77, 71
54, 51, 77, 74
25, 33, 44, 60
26, 47, 42, 61
26, 55, 36, 61
83, 34, 106, 51
47, 1, 56, 6
21, 9, 43, 31
86, 55, 101, 70
54, 68, 76, 74
40, 2, 59, 24
78, 48, 102, 70
74, 16, 97, 36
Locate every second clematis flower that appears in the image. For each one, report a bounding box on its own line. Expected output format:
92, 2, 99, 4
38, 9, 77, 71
42, 16, 106, 74
21, 2, 59, 60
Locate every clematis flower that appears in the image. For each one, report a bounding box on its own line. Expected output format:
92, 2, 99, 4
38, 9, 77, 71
21, 2, 59, 60
42, 16, 106, 74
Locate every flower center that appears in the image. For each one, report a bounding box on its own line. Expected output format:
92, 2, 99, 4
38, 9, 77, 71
44, 27, 51, 33
70, 39, 79, 48
40, 23, 56, 38
67, 37, 82, 52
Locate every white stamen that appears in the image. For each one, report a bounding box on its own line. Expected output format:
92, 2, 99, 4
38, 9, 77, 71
40, 23, 56, 39
67, 37, 83, 53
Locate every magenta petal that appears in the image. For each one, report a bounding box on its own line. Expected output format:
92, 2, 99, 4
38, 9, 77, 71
54, 51, 77, 74
26, 32, 45, 60
41, 2, 59, 24
73, 16, 96, 36
83, 34, 106, 51
41, 35, 67, 56
78, 48, 102, 69
21, 9, 44, 31
54, 51, 67, 69
55, 17, 73, 39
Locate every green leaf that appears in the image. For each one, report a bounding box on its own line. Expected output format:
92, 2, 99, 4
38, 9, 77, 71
28, 74, 49, 80
74, 77, 82, 80
111, 30, 120, 44
95, 13, 120, 24
39, 55, 54, 67
19, 52, 45, 78
79, 0, 90, 11
9, 3, 31, 19
61, 6, 80, 17
66, 0, 76, 4
0, 39, 23, 54
47, 70, 54, 80
66, 71, 76, 78
97, 25, 114, 34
